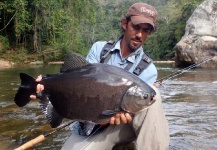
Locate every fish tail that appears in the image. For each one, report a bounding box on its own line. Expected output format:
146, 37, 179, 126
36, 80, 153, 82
14, 73, 37, 107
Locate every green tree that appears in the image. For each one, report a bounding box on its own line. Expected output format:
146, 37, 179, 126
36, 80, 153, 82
0, 0, 97, 62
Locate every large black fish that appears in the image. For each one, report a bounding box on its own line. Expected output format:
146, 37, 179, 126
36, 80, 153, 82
14, 52, 156, 128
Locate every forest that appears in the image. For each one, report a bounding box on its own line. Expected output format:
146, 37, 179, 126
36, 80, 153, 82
0, 0, 205, 63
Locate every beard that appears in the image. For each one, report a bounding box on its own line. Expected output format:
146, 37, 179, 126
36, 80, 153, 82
127, 37, 142, 51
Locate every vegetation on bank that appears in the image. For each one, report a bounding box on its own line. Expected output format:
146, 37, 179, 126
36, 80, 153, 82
0, 0, 205, 64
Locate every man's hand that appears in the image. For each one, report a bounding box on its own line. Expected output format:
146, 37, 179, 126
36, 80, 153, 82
109, 112, 132, 125
30, 75, 44, 99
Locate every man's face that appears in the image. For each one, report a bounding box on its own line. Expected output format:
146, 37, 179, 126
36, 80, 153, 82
122, 19, 153, 52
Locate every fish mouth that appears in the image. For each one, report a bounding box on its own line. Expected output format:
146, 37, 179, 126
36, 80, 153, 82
148, 96, 156, 105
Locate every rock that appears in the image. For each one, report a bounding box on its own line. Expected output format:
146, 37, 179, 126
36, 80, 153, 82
29, 61, 44, 65
175, 0, 217, 68
48, 61, 64, 65
0, 60, 13, 69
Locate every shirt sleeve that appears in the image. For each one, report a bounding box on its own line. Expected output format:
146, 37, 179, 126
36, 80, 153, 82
138, 63, 158, 84
86, 41, 107, 63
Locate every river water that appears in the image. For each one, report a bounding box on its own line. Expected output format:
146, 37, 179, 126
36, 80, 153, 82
0, 63, 216, 150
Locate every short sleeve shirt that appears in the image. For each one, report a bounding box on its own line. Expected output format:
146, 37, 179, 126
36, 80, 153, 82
86, 40, 157, 84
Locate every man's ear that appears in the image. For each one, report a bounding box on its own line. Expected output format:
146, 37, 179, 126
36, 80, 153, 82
121, 18, 127, 30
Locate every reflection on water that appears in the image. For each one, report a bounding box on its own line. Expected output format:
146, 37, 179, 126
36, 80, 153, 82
0, 63, 216, 150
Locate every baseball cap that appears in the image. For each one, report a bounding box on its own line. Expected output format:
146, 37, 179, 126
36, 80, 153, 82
126, 3, 158, 30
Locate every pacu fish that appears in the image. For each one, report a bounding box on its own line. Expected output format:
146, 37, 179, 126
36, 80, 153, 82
14, 52, 156, 128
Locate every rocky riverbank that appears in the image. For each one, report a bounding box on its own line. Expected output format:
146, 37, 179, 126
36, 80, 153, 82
0, 60, 14, 69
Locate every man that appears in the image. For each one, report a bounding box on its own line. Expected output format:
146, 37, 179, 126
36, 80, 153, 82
32, 2, 170, 150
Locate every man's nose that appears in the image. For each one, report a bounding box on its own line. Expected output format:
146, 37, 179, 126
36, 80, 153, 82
135, 31, 142, 38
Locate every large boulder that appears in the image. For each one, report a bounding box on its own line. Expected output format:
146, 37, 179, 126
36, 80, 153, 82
175, 0, 217, 68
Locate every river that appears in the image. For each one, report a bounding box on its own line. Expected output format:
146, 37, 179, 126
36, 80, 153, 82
0, 63, 216, 150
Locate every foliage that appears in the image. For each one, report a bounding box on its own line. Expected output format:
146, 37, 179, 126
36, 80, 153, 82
0, 0, 97, 62
0, 35, 9, 53
1, 47, 29, 64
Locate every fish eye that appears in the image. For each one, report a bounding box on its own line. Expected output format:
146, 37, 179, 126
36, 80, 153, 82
143, 94, 148, 99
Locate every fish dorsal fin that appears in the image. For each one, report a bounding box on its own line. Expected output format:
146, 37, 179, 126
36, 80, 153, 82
60, 52, 89, 72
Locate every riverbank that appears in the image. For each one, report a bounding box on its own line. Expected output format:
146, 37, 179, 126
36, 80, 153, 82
0, 60, 14, 69
154, 60, 174, 63
0, 60, 175, 69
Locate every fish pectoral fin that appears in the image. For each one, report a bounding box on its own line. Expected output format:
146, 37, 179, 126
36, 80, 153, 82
49, 104, 63, 128
81, 121, 96, 136
102, 110, 122, 115
40, 101, 63, 128
60, 52, 89, 72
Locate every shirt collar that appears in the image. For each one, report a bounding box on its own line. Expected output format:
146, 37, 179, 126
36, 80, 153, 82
111, 39, 143, 63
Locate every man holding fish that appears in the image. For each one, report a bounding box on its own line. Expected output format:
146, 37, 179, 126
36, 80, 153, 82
31, 2, 170, 150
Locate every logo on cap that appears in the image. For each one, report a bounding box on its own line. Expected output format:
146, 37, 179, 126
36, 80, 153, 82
140, 7, 155, 16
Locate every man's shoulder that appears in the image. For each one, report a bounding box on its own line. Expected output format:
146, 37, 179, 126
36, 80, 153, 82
92, 41, 108, 47
91, 40, 116, 55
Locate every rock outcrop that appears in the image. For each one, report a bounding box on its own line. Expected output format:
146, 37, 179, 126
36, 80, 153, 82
175, 0, 217, 68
